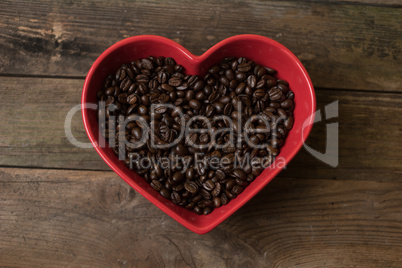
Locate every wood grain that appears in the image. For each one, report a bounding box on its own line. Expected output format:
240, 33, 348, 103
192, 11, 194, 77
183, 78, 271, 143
1, 167, 401, 267
1, 77, 401, 181
0, 0, 401, 92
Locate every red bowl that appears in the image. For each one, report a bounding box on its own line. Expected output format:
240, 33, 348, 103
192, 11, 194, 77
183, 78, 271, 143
82, 34, 315, 234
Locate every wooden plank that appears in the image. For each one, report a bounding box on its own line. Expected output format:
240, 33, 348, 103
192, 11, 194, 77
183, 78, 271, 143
0, 0, 401, 92
1, 167, 402, 267
0, 77, 109, 171
1, 77, 401, 181
302, 0, 402, 6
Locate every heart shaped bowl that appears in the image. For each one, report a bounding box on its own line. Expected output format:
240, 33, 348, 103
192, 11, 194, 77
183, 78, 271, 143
82, 34, 315, 234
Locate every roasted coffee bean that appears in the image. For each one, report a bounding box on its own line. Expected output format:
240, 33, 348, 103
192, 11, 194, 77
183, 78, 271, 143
232, 185, 244, 195
284, 116, 294, 130
211, 182, 222, 197
127, 94, 138, 105
236, 71, 247, 81
286, 90, 295, 100
203, 207, 213, 215
215, 169, 226, 180
171, 191, 181, 204
213, 102, 224, 114
120, 78, 132, 91
225, 179, 236, 190
174, 144, 188, 156
277, 83, 289, 93
203, 180, 215, 191
212, 196, 221, 208
184, 181, 199, 194
115, 68, 126, 81
141, 58, 154, 70
266, 67, 277, 74
247, 75, 257, 88
151, 180, 162, 191
219, 76, 230, 87
154, 104, 167, 114
98, 56, 295, 215
281, 99, 293, 109
192, 80, 203, 91
200, 188, 211, 200
160, 188, 170, 199
277, 79, 289, 87
219, 96, 231, 104
168, 77, 182, 87
138, 105, 148, 115
199, 133, 210, 144
197, 162, 207, 176
189, 99, 202, 110
238, 62, 252, 72
269, 87, 283, 101
232, 169, 247, 180
105, 87, 115, 96
254, 89, 266, 99
221, 193, 229, 205
172, 171, 185, 183
235, 82, 246, 95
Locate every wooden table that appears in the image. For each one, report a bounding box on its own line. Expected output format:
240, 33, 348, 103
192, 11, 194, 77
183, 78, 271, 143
1, 1, 401, 267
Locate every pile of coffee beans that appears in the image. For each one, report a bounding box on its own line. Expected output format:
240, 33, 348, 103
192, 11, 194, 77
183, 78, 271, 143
97, 56, 294, 215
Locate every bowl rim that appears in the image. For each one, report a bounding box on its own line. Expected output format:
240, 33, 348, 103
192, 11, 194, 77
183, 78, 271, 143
82, 34, 316, 234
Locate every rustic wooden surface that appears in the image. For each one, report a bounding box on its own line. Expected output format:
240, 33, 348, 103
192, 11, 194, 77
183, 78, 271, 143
0, 0, 401, 267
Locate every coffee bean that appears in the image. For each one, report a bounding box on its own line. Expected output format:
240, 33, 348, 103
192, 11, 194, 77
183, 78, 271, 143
232, 169, 247, 180
277, 83, 289, 93
205, 105, 215, 117
269, 87, 283, 101
151, 180, 162, 191
168, 77, 182, 87
192, 80, 203, 91
247, 75, 257, 88
226, 179, 236, 190
172, 171, 185, 183
184, 181, 199, 194
232, 185, 244, 195
160, 188, 170, 199
127, 94, 138, 105
219, 76, 230, 87
171, 191, 181, 204
213, 102, 224, 114
174, 144, 188, 156
284, 116, 294, 130
189, 99, 202, 110
115, 69, 126, 81
203, 207, 213, 215
266, 67, 277, 74
236, 72, 247, 81
197, 162, 207, 176
254, 89, 266, 99
105, 87, 115, 96
238, 62, 252, 72
211, 182, 222, 197
186, 167, 195, 180
215, 169, 226, 180
141, 58, 154, 70
281, 99, 293, 109
194, 91, 205, 101
219, 96, 231, 104
203, 180, 215, 191
120, 78, 132, 92
200, 188, 211, 200
277, 79, 289, 87
221, 193, 229, 205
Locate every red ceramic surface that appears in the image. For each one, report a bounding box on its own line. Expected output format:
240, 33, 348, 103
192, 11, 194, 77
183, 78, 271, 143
82, 34, 316, 234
